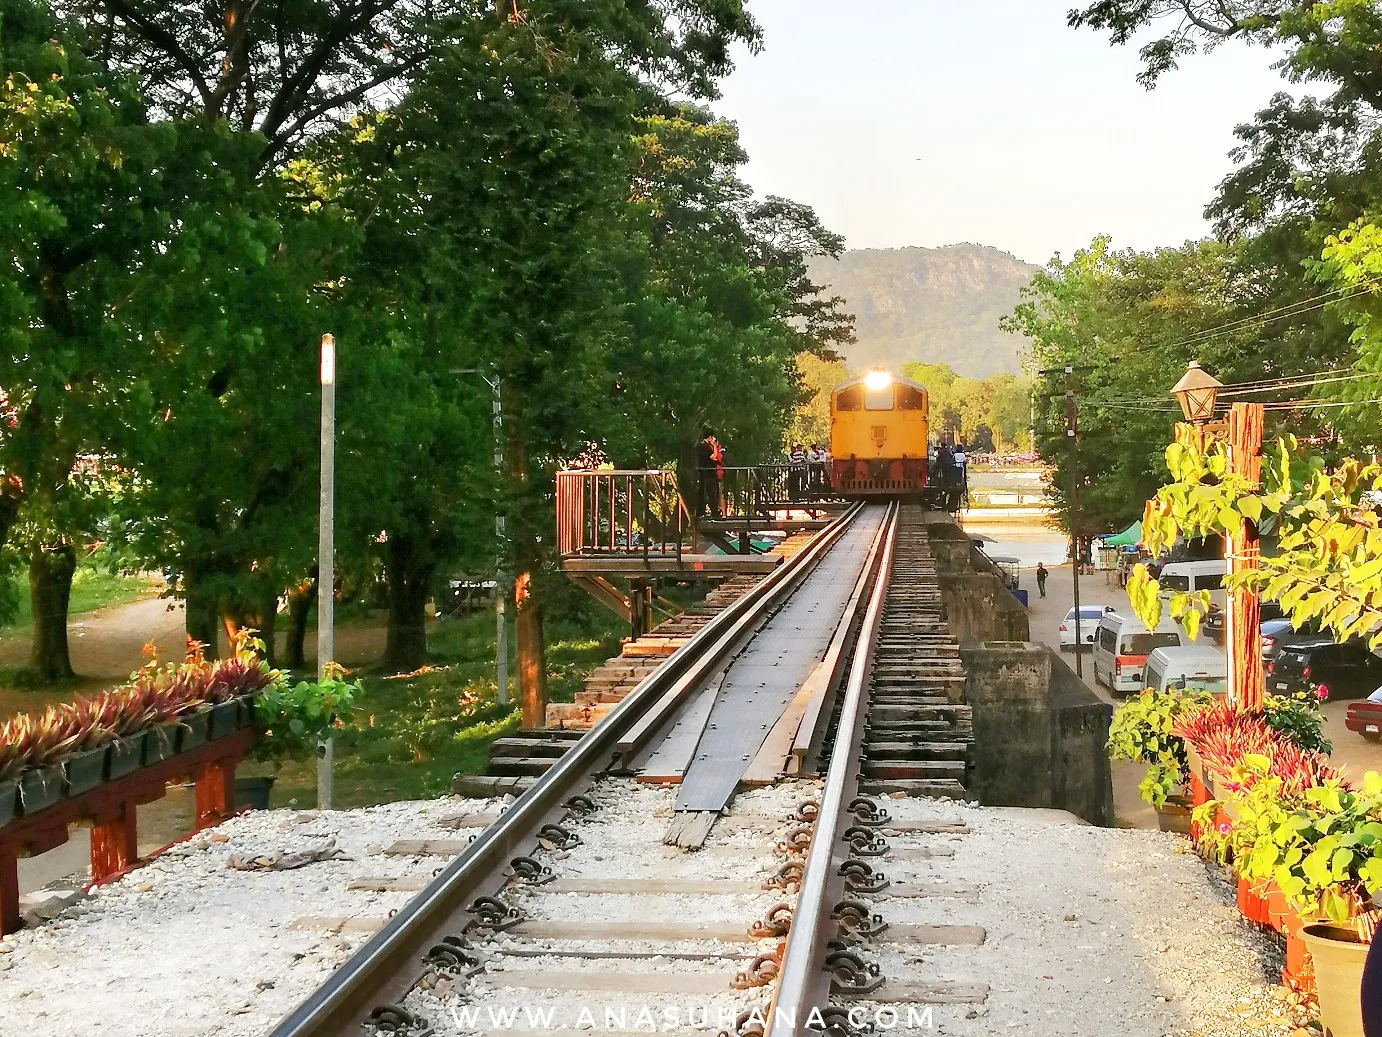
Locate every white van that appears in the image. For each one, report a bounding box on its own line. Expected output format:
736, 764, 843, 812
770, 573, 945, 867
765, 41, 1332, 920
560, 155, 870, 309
1158, 560, 1227, 612
1144, 645, 1228, 696
1092, 612, 1186, 694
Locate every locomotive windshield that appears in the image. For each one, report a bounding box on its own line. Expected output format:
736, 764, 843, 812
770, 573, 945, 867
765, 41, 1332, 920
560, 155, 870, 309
864, 384, 894, 410
835, 385, 863, 411
898, 385, 925, 410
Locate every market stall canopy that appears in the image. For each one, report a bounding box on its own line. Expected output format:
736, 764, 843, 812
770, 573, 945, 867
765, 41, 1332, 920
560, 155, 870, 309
1102, 521, 1142, 548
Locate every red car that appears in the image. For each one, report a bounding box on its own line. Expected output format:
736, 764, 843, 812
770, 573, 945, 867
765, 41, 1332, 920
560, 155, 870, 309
1345, 687, 1382, 740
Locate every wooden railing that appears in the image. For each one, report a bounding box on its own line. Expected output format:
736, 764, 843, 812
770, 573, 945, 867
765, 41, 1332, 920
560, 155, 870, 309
555, 470, 689, 558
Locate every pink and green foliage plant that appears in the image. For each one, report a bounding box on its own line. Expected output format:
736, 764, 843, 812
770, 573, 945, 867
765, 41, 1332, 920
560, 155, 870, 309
0, 630, 283, 784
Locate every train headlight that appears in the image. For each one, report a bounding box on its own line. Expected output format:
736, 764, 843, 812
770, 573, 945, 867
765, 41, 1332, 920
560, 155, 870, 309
864, 370, 892, 391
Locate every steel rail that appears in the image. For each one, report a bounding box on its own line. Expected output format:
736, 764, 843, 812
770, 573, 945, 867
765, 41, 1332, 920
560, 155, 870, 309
767, 500, 899, 1036
266, 501, 870, 1037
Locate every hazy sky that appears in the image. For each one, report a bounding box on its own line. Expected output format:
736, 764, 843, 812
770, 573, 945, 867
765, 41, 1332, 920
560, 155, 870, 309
714, 0, 1297, 265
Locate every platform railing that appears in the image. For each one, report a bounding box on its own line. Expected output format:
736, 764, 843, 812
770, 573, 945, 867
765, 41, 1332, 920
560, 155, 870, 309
699, 464, 835, 520
555, 470, 689, 558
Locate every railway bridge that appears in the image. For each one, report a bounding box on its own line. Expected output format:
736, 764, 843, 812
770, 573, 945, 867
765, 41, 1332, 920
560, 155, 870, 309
261, 482, 1111, 1037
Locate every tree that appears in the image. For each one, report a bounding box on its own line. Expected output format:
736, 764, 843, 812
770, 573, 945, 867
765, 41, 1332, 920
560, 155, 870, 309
0, 0, 289, 674
790, 353, 849, 448
1004, 237, 1272, 536
614, 105, 852, 481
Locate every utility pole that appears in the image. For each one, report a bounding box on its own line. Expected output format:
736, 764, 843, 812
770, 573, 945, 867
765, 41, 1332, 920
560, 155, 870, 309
1065, 368, 1084, 679
317, 333, 336, 810
457, 368, 508, 706
1040, 364, 1093, 679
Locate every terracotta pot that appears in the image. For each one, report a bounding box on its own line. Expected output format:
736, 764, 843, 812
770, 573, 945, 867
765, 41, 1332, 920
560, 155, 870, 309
1157, 795, 1194, 835
1237, 877, 1269, 925
1301, 923, 1369, 1037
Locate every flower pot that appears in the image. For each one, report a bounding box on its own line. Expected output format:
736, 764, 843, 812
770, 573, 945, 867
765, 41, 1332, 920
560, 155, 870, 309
235, 695, 256, 730
1301, 923, 1369, 1037
143, 723, 178, 765
207, 700, 239, 741
0, 779, 15, 830
60, 746, 109, 797
1156, 795, 1194, 835
233, 775, 275, 811
104, 732, 147, 781
176, 707, 211, 753
17, 765, 62, 816
1236, 876, 1268, 926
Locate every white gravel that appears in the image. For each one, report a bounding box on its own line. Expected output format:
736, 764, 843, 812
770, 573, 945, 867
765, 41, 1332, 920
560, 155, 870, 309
0, 787, 1302, 1037
0, 797, 500, 1037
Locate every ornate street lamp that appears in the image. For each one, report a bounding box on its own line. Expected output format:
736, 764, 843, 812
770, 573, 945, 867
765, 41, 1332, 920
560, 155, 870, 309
1171, 361, 1223, 424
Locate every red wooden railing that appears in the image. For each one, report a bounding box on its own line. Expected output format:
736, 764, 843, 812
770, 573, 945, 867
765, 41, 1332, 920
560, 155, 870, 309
556, 470, 689, 558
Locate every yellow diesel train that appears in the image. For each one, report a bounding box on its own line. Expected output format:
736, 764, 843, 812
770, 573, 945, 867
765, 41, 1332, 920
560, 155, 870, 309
829, 370, 931, 497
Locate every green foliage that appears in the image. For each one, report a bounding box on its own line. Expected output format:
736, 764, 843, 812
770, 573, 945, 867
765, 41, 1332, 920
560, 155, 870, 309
898, 362, 1034, 452
1106, 687, 1211, 807
1264, 691, 1332, 756
1130, 423, 1382, 649
252, 665, 362, 765
1212, 758, 1382, 921
1005, 238, 1267, 536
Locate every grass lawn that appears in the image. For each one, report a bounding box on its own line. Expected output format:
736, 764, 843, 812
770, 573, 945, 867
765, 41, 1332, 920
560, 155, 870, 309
251, 609, 624, 809
1, 566, 159, 634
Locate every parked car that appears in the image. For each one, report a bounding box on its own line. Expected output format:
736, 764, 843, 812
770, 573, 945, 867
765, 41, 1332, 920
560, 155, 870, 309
1345, 688, 1382, 740
1092, 613, 1185, 694
1158, 560, 1227, 613
1268, 637, 1382, 700
1144, 645, 1228, 696
1059, 605, 1118, 650
1261, 610, 1318, 662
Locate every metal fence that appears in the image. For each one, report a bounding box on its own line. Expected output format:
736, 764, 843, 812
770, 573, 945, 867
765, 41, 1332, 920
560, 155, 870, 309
555, 470, 689, 557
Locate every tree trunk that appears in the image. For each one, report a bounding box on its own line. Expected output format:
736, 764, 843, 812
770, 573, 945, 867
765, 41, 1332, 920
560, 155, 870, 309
382, 530, 433, 674
284, 577, 316, 671
223, 581, 279, 666
183, 561, 222, 660
505, 380, 548, 729
28, 543, 76, 681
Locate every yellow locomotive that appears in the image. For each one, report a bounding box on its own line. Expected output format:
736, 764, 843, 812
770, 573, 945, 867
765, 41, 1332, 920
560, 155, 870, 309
829, 370, 931, 497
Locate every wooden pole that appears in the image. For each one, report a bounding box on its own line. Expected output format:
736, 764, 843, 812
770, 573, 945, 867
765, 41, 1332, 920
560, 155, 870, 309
1226, 402, 1264, 711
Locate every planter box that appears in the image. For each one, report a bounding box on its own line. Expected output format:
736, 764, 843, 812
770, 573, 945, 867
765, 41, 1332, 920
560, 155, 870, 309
61, 746, 109, 797
0, 779, 15, 830
235, 695, 256, 730
234, 775, 275, 811
176, 708, 211, 753
1236, 876, 1269, 926
17, 765, 62, 816
1156, 795, 1194, 835
143, 724, 178, 766
207, 700, 240, 741
105, 732, 147, 781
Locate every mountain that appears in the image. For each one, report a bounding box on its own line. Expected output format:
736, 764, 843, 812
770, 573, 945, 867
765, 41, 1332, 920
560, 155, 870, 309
808, 243, 1039, 378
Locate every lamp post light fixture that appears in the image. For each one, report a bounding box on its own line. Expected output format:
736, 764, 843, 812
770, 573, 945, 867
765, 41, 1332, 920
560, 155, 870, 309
1171, 361, 1223, 424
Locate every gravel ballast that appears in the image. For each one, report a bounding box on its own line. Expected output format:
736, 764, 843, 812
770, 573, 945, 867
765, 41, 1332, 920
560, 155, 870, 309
0, 792, 1303, 1037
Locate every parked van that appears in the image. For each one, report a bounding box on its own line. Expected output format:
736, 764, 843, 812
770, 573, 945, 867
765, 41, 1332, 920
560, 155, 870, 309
1092, 612, 1185, 694
1144, 645, 1228, 696
1157, 559, 1227, 612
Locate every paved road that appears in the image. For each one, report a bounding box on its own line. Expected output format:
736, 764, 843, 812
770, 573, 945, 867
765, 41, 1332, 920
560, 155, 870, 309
1021, 562, 1382, 828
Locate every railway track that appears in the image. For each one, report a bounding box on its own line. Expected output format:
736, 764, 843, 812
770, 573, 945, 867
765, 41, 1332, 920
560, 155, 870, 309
268, 502, 988, 1037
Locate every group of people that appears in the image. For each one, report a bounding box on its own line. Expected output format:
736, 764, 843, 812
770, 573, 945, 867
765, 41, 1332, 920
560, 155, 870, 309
787, 443, 830, 499
930, 441, 969, 511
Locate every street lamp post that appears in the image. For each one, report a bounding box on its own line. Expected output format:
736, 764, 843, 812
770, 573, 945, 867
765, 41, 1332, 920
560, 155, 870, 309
1171, 361, 1263, 712
318, 334, 336, 810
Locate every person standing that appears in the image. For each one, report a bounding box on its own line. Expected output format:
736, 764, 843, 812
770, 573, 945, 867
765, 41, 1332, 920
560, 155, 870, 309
709, 431, 726, 518
808, 442, 828, 494
697, 431, 721, 518
1036, 562, 1048, 598
788, 442, 807, 499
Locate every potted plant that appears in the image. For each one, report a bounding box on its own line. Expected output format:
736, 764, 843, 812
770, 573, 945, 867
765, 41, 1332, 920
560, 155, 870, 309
204, 631, 281, 740
251, 665, 361, 802
1107, 687, 1210, 831
5, 711, 70, 816
57, 699, 113, 797
0, 740, 21, 831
